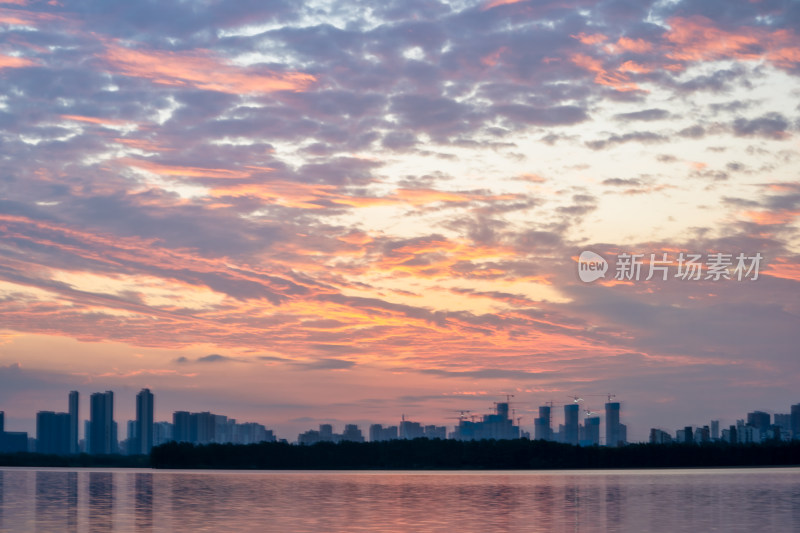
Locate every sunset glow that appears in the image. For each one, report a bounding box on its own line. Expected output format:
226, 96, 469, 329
0, 0, 798, 442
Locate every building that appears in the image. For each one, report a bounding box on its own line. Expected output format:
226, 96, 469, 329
580, 416, 600, 446
399, 418, 424, 439
774, 414, 790, 430
649, 428, 673, 444
563, 404, 579, 445
791, 403, 800, 440
534, 405, 552, 441
424, 425, 447, 439
135, 388, 154, 455
68, 391, 79, 454
0, 411, 28, 454
36, 411, 71, 455
153, 421, 173, 446
746, 411, 770, 438
369, 424, 398, 442
710, 420, 719, 441
341, 424, 364, 443
173, 411, 191, 442
88, 391, 116, 454
450, 402, 520, 441
605, 402, 626, 447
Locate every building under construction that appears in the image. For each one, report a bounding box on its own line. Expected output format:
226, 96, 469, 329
449, 402, 521, 441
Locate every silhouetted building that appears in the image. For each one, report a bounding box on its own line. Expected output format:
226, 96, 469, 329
450, 402, 520, 441
534, 405, 552, 441
173, 411, 191, 442
0, 411, 28, 454
683, 426, 694, 444
424, 425, 446, 439
153, 421, 173, 446
774, 414, 790, 430
791, 403, 800, 440
369, 424, 398, 442
747, 411, 770, 438
710, 420, 719, 441
341, 424, 364, 443
605, 402, 625, 447
88, 391, 116, 455
36, 411, 71, 455
649, 428, 673, 444
135, 389, 154, 455
319, 424, 334, 442
580, 416, 600, 446
69, 391, 79, 454
563, 404, 579, 445
399, 418, 424, 439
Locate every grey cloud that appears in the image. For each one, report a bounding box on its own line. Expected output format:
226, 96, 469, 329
613, 109, 670, 122
586, 131, 667, 150
733, 113, 791, 139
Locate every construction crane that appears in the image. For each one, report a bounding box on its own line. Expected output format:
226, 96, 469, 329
580, 393, 617, 403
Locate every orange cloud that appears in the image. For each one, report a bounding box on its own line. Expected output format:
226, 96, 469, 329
743, 210, 800, 225
121, 158, 254, 180
570, 53, 641, 92
762, 258, 800, 282
114, 138, 172, 152
0, 53, 33, 68
101, 44, 317, 94
483, 0, 525, 10
572, 32, 608, 45
61, 114, 131, 126
609, 37, 653, 54
665, 16, 800, 69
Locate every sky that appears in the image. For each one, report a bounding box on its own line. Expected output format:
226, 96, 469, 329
0, 0, 799, 444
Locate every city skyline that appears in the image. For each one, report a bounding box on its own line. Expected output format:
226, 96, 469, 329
2, 387, 798, 449
0, 0, 799, 444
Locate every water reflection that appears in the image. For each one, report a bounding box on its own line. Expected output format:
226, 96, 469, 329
35, 471, 78, 532
0, 468, 797, 532
89, 472, 113, 532
135, 473, 153, 531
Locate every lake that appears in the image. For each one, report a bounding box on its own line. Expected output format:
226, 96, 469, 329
1, 467, 798, 531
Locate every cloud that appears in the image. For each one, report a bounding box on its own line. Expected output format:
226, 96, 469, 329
100, 43, 316, 94
732, 113, 791, 139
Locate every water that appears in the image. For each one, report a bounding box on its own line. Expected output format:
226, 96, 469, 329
1, 467, 798, 532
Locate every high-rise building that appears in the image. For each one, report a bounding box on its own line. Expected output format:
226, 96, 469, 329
399, 419, 424, 439
341, 424, 364, 442
89, 391, 115, 454
36, 411, 70, 454
649, 428, 673, 444
791, 404, 800, 440
68, 391, 79, 454
0, 411, 28, 454
710, 420, 719, 440
424, 425, 447, 439
580, 416, 601, 446
369, 424, 398, 442
563, 404, 579, 445
605, 402, 625, 447
774, 414, 790, 429
534, 405, 552, 441
135, 388, 154, 455
746, 411, 770, 435
153, 421, 174, 446
173, 411, 191, 442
